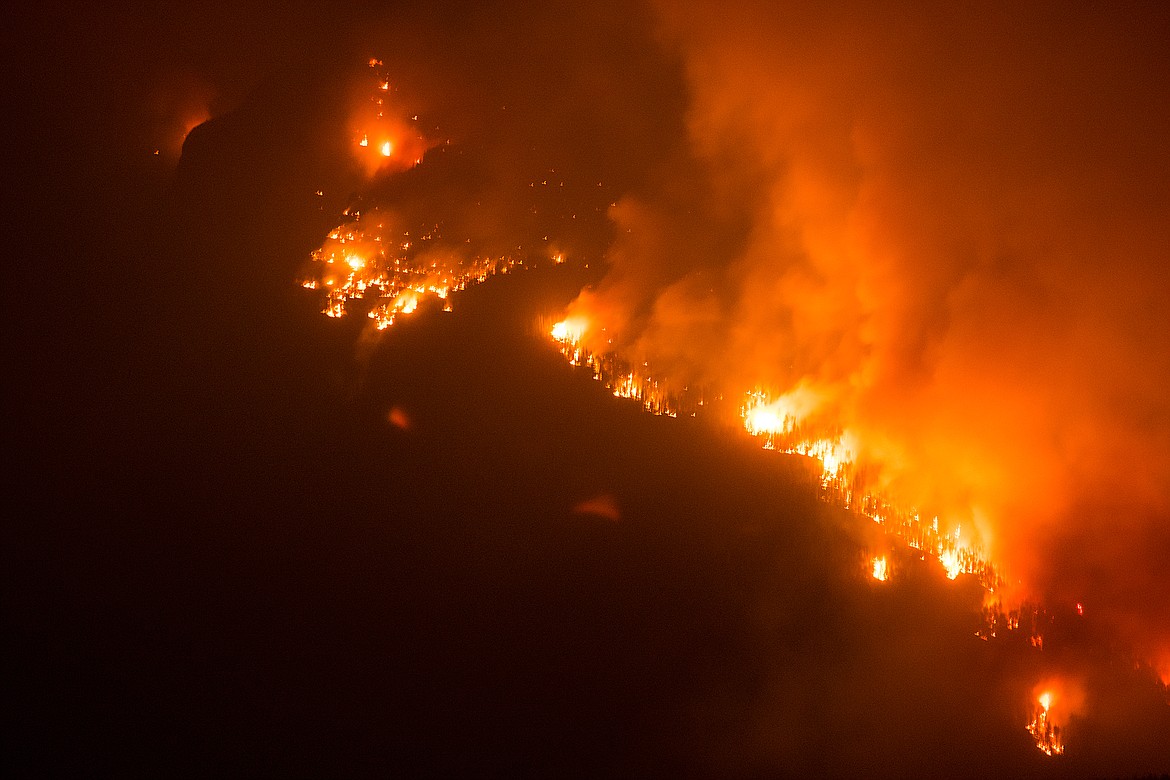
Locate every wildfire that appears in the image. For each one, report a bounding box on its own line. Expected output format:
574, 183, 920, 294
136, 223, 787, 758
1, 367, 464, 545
550, 317, 587, 344
546, 322, 1007, 596
301, 206, 526, 330
545, 318, 1109, 756
740, 388, 1001, 590
298, 59, 541, 329
1027, 689, 1066, 756
350, 59, 433, 177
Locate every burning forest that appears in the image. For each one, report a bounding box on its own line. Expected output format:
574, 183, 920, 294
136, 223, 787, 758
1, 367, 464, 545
16, 0, 1170, 776
288, 1, 1170, 769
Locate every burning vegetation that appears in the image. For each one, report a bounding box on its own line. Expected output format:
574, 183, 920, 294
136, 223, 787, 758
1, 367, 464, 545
297, 12, 1170, 764
301, 206, 524, 330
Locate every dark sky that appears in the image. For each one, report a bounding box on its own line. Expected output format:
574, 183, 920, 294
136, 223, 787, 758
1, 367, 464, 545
7, 2, 1170, 776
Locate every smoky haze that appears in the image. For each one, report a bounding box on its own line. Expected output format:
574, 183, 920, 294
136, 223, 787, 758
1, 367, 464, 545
553, 1, 1170, 663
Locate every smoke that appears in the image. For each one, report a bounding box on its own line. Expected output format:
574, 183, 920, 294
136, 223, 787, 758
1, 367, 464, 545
561, 1, 1170, 654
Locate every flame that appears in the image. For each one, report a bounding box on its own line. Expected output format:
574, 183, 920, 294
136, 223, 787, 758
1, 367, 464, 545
1027, 689, 1066, 756
300, 206, 526, 331
551, 317, 588, 344
741, 384, 823, 439
871, 556, 889, 582
349, 60, 433, 177
546, 334, 1006, 595
1154, 652, 1170, 687
939, 549, 963, 580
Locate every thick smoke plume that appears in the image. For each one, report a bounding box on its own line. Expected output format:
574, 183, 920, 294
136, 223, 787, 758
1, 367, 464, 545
563, 1, 1170, 659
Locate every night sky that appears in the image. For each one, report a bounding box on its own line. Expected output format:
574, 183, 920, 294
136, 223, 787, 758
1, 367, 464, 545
7, 2, 1170, 776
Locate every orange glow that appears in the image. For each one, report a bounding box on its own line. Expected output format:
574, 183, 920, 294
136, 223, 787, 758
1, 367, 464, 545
301, 206, 527, 332
1027, 689, 1065, 756
147, 70, 215, 164
348, 59, 434, 177
572, 493, 622, 522
939, 549, 963, 580
1025, 679, 1085, 757
550, 317, 588, 344
546, 337, 1005, 594
871, 556, 889, 581
387, 406, 412, 431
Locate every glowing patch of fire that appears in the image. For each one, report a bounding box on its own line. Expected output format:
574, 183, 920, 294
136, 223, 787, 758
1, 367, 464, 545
302, 206, 524, 330
548, 321, 1003, 594
1027, 691, 1066, 756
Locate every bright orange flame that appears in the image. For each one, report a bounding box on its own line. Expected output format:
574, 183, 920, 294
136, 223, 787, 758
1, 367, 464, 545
303, 207, 525, 330
742, 404, 785, 438
939, 549, 963, 580
871, 556, 889, 581
1026, 680, 1084, 757
740, 384, 823, 437
1027, 688, 1065, 756
349, 59, 433, 177
551, 318, 588, 344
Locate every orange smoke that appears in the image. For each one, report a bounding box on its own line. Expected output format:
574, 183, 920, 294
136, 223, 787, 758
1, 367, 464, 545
558, 2, 1170, 657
